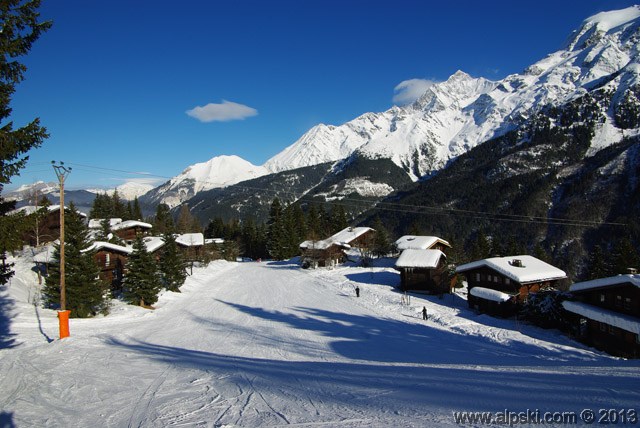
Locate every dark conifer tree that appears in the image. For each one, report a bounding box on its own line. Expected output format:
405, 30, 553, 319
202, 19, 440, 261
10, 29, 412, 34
267, 198, 285, 259
159, 231, 187, 292
0, 0, 51, 284
153, 203, 174, 234
371, 216, 392, 257
43, 203, 109, 317
611, 238, 640, 275
330, 204, 349, 234
586, 244, 610, 280
123, 234, 161, 307
89, 193, 113, 219
132, 197, 143, 220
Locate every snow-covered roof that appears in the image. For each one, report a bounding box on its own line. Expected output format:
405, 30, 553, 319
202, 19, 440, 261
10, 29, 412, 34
9, 205, 87, 217
176, 233, 205, 247
205, 238, 224, 245
395, 249, 445, 269
469, 286, 513, 303
32, 245, 55, 263
562, 300, 640, 335
395, 235, 451, 251
300, 227, 374, 250
456, 255, 567, 284
570, 274, 640, 293
88, 218, 122, 229
111, 220, 152, 231
87, 236, 165, 255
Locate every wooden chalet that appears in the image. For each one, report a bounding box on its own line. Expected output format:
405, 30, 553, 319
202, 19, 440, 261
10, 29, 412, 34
300, 227, 375, 268
562, 274, 640, 358
395, 249, 448, 294
176, 233, 205, 260
111, 220, 152, 243
89, 237, 165, 290
394, 235, 451, 254
456, 255, 567, 317
11, 205, 86, 246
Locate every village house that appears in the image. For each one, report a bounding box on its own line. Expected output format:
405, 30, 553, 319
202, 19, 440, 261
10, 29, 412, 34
11, 205, 87, 246
111, 220, 153, 243
395, 249, 448, 294
562, 274, 640, 358
176, 232, 205, 259
300, 227, 375, 268
89, 237, 165, 290
456, 255, 567, 317
394, 235, 451, 254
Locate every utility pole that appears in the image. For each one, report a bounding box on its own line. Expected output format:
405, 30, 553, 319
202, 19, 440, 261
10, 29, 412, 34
52, 161, 72, 338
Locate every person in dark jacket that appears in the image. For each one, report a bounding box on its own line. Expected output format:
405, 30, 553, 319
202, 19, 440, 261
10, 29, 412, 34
355, 286, 360, 297
422, 306, 428, 320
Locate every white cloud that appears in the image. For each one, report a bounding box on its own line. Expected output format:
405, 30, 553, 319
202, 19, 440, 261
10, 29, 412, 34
186, 100, 258, 122
392, 78, 438, 105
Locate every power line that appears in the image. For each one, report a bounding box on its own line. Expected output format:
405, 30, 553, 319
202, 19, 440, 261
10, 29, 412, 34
18, 160, 628, 229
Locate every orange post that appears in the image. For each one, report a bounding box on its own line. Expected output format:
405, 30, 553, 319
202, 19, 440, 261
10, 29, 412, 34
58, 310, 71, 339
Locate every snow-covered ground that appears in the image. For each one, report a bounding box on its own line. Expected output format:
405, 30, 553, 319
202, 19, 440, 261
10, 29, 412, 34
1, 253, 639, 427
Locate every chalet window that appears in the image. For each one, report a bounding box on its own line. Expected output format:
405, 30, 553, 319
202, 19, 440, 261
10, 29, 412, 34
599, 294, 605, 303
105, 254, 110, 267
624, 297, 631, 311
599, 322, 606, 332
493, 276, 499, 283
608, 324, 615, 335
615, 295, 622, 307
637, 334, 640, 345
475, 273, 480, 282
504, 278, 510, 285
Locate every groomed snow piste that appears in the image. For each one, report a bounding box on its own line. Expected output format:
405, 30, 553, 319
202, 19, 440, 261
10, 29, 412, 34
0, 254, 639, 427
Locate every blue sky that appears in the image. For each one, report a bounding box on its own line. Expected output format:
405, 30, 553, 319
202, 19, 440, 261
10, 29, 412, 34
7, 0, 638, 191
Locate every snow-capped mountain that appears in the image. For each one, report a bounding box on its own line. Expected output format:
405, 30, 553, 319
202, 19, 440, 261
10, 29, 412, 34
141, 155, 268, 208
4, 181, 59, 201
145, 6, 640, 211
265, 6, 640, 180
86, 182, 155, 200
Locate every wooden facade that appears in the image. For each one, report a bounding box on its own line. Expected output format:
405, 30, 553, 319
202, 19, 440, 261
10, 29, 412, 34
456, 255, 567, 317
300, 227, 376, 268
563, 275, 640, 358
112, 220, 153, 243
395, 249, 448, 294
94, 247, 129, 290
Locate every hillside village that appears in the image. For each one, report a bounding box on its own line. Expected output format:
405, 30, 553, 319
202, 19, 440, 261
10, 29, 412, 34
6, 189, 639, 359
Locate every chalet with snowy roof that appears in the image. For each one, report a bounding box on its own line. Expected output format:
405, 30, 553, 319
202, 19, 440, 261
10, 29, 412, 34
300, 226, 375, 268
88, 237, 165, 290
395, 249, 448, 294
394, 235, 451, 253
176, 233, 205, 260
10, 205, 87, 246
562, 274, 640, 358
111, 220, 152, 243
456, 255, 567, 317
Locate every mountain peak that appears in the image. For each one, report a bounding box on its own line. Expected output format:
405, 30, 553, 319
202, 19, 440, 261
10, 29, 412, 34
565, 5, 640, 51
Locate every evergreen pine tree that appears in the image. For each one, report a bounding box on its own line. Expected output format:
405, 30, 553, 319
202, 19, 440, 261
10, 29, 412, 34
153, 203, 174, 234
267, 198, 285, 259
586, 244, 610, 279
0, 0, 51, 285
95, 218, 123, 245
89, 193, 113, 219
123, 234, 161, 307
611, 238, 640, 275
371, 216, 392, 257
159, 231, 187, 292
111, 190, 128, 220
43, 203, 109, 318
132, 197, 143, 220
330, 204, 349, 233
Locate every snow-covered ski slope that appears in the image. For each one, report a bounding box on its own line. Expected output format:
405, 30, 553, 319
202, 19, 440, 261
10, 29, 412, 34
1, 257, 639, 427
